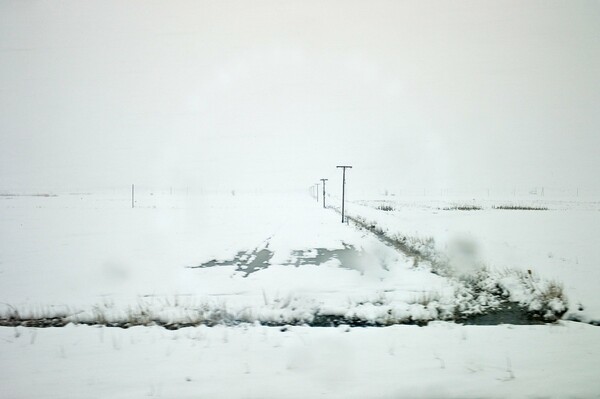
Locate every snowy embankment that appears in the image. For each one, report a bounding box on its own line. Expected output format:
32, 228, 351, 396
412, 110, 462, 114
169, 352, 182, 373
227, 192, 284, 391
342, 195, 600, 324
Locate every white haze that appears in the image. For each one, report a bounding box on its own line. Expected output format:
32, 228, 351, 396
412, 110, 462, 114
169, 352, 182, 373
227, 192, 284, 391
1, 0, 599, 194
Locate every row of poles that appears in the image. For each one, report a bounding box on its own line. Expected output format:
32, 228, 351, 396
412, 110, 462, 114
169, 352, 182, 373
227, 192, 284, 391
312, 165, 352, 223
132, 165, 354, 216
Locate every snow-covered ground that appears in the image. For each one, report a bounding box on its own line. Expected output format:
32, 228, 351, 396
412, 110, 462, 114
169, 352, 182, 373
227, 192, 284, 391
2, 322, 600, 399
1, 190, 599, 397
0, 191, 456, 324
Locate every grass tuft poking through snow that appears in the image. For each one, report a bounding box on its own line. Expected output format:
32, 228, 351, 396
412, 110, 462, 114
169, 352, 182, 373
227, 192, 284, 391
492, 205, 548, 210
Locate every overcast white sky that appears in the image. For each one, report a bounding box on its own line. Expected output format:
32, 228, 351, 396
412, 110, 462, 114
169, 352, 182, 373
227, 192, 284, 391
1, 0, 598, 193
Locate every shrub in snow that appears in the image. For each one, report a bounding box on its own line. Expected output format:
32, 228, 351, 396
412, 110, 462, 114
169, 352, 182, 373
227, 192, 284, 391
442, 205, 482, 211
529, 281, 568, 321
497, 270, 569, 321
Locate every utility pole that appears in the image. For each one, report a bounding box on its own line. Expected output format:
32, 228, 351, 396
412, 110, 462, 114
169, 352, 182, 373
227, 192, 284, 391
315, 183, 320, 203
131, 184, 135, 208
336, 165, 352, 223
320, 178, 328, 208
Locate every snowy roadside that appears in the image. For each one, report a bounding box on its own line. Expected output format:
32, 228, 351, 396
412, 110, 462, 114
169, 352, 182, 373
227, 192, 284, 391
1, 322, 599, 398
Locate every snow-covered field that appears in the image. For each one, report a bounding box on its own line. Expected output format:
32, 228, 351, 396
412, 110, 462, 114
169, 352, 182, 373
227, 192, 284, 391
0, 191, 456, 325
1, 190, 599, 397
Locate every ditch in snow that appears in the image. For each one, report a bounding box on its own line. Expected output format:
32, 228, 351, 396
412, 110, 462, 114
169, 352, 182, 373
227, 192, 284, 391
0, 245, 559, 329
